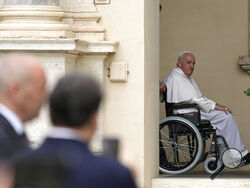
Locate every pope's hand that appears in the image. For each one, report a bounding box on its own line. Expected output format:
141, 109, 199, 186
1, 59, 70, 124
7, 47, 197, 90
215, 104, 232, 114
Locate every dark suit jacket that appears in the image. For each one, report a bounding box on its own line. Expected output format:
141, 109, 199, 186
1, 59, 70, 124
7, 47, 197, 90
14, 138, 137, 188
0, 113, 29, 162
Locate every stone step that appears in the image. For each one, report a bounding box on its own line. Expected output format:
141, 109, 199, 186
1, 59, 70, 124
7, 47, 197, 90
152, 173, 250, 188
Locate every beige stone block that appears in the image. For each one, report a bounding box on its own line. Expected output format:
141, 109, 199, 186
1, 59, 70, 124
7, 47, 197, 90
73, 25, 106, 41
152, 175, 250, 188
109, 62, 128, 83
75, 32, 105, 41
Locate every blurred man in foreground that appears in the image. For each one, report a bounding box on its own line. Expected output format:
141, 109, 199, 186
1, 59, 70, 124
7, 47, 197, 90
0, 53, 46, 162
14, 74, 137, 188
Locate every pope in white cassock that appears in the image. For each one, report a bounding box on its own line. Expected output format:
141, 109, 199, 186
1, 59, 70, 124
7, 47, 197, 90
163, 51, 250, 166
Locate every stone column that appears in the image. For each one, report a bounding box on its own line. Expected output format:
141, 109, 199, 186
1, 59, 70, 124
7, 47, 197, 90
74, 40, 119, 151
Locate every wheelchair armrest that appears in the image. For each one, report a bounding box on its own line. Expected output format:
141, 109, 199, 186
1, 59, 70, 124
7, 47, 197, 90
172, 103, 198, 109
171, 103, 201, 122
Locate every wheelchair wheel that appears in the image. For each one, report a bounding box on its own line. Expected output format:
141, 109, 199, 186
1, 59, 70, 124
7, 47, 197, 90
204, 157, 218, 175
159, 116, 204, 175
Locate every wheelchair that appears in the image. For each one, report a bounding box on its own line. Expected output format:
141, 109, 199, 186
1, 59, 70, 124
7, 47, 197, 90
159, 91, 229, 175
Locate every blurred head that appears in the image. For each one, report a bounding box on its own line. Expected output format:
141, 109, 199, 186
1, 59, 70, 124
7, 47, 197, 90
49, 74, 102, 142
177, 51, 195, 77
0, 53, 47, 122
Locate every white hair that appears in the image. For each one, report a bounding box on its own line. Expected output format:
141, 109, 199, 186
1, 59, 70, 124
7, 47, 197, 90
0, 53, 38, 94
178, 51, 194, 62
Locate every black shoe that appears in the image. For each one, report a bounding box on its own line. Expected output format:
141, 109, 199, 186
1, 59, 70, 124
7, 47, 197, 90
240, 153, 250, 167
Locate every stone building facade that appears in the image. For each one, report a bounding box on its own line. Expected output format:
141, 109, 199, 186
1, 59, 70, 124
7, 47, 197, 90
0, 0, 158, 187
1, 0, 250, 187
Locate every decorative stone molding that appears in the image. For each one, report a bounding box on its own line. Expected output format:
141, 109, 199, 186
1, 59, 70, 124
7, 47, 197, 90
0, 1, 106, 40
63, 5, 106, 41
238, 56, 250, 74
0, 5, 73, 38
75, 40, 118, 54
0, 38, 119, 53
4, 0, 59, 6
94, 0, 110, 5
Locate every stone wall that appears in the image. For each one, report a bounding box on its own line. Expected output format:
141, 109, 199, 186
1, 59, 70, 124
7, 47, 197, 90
0, 1, 160, 187
160, 0, 250, 174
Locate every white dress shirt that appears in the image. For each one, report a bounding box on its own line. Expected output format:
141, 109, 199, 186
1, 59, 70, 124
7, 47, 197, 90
49, 126, 85, 142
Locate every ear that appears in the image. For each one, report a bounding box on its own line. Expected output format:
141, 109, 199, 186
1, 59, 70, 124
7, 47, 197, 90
177, 61, 182, 68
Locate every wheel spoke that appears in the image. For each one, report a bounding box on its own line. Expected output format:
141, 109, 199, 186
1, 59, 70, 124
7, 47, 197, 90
179, 143, 196, 149
178, 150, 189, 164
159, 118, 200, 173
159, 139, 172, 145
177, 133, 194, 142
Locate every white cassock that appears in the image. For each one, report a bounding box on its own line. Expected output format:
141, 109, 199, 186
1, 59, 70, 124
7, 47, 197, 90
164, 67, 248, 156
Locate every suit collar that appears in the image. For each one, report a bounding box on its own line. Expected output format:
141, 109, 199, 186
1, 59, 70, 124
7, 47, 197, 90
43, 137, 89, 151
0, 103, 23, 135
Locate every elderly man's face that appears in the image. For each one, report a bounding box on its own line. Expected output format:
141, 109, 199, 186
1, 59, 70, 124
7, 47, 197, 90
22, 69, 47, 121
178, 54, 195, 76
13, 64, 47, 122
